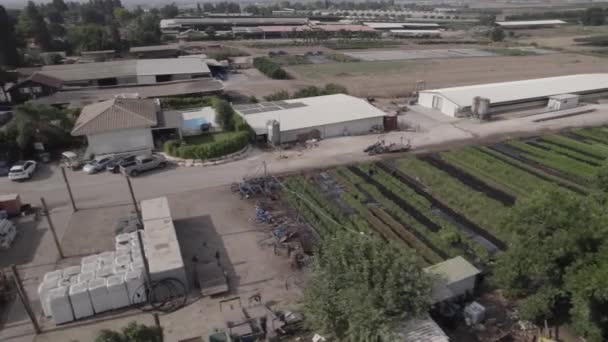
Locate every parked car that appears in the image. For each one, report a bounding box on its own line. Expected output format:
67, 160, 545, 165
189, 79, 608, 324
8, 161, 37, 181
61, 151, 84, 170
120, 154, 167, 177
106, 155, 136, 174
0, 161, 9, 177
82, 156, 116, 174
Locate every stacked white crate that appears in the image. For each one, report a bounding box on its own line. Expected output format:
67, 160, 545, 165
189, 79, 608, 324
106, 275, 131, 309
141, 197, 187, 286
47, 286, 74, 324
88, 277, 112, 314
69, 282, 94, 319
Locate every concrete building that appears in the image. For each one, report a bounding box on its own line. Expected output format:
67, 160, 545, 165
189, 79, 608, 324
161, 17, 309, 32
7, 73, 63, 103
424, 256, 481, 304
364, 22, 441, 30
495, 19, 567, 29
417, 74, 608, 117
389, 29, 441, 38
72, 98, 159, 156
234, 94, 386, 144
130, 44, 181, 59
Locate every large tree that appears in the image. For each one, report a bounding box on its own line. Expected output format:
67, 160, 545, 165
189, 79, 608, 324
8, 104, 76, 154
493, 189, 608, 322
581, 7, 606, 26
127, 12, 161, 47
160, 3, 179, 19
304, 232, 431, 340
17, 1, 52, 50
0, 5, 20, 67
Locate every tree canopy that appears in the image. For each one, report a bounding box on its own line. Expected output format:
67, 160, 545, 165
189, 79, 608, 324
95, 321, 162, 342
0, 5, 20, 67
493, 186, 608, 341
581, 7, 607, 26
304, 231, 431, 340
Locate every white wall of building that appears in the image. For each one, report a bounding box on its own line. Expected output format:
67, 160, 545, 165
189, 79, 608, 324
280, 117, 383, 142
86, 128, 153, 156
418, 92, 461, 117
137, 75, 158, 85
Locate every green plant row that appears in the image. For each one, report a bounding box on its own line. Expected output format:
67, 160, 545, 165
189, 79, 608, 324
507, 140, 597, 184
533, 140, 604, 165
161, 96, 214, 110
541, 134, 608, 160
440, 147, 571, 198
355, 164, 492, 264
395, 157, 510, 242
164, 131, 249, 160
573, 127, 608, 145
253, 57, 289, 79
478, 147, 589, 194
333, 167, 449, 265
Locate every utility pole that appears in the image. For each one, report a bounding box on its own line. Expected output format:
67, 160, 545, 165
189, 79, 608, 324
60, 167, 77, 212
125, 176, 140, 220
11, 265, 41, 334
40, 197, 64, 259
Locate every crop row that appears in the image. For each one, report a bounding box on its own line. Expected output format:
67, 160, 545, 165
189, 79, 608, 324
571, 127, 608, 145
394, 157, 510, 242
506, 140, 597, 185
542, 135, 608, 160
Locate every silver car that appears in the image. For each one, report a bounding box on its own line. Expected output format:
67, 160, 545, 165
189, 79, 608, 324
82, 156, 115, 174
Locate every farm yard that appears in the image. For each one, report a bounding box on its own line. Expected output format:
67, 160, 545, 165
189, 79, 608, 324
279, 127, 608, 268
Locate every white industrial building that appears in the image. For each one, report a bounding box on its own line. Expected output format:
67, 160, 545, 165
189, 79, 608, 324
424, 256, 481, 304
418, 74, 608, 117
495, 19, 567, 29
233, 94, 387, 144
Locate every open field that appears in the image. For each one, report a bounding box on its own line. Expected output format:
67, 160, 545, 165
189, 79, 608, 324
279, 127, 608, 269
286, 53, 608, 97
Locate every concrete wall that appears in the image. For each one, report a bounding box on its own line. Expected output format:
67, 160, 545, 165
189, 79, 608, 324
448, 276, 476, 298
418, 93, 461, 117
280, 117, 384, 143
137, 75, 158, 85
86, 128, 154, 156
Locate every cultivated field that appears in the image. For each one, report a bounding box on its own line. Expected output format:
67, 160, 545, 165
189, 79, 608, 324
286, 53, 608, 97
280, 127, 608, 267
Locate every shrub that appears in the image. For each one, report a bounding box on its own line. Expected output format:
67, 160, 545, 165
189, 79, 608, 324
263, 89, 290, 101
163, 139, 181, 155
174, 132, 249, 160
162, 97, 213, 109
212, 97, 235, 131
253, 57, 289, 79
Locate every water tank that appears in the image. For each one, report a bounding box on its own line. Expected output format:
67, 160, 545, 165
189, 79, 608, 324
106, 275, 130, 310
77, 272, 95, 284
471, 96, 481, 115
43, 270, 63, 283
81, 262, 97, 274
88, 278, 112, 314
63, 265, 81, 278
267, 120, 280, 146
38, 280, 57, 317
69, 282, 94, 319
96, 265, 113, 279
115, 233, 131, 246
48, 286, 74, 324
477, 98, 491, 118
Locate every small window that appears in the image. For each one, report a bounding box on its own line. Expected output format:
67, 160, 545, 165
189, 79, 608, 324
19, 88, 31, 94
32, 86, 42, 93
141, 158, 153, 163
432, 96, 443, 109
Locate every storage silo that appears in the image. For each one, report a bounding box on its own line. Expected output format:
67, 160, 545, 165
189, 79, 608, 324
267, 120, 280, 146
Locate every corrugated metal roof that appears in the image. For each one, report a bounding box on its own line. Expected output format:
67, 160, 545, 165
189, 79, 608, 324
161, 17, 308, 29
71, 98, 158, 136
136, 58, 210, 76
257, 25, 311, 32
495, 19, 566, 26
317, 24, 376, 32
424, 256, 480, 284
365, 22, 440, 28
234, 94, 386, 135
419, 74, 608, 108
39, 58, 210, 82
398, 315, 450, 342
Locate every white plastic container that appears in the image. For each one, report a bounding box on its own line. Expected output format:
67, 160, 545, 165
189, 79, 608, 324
48, 286, 74, 324
114, 255, 131, 267
63, 265, 81, 278
97, 251, 115, 267
124, 270, 146, 304
106, 275, 130, 310
115, 243, 130, 254
96, 265, 113, 279
77, 271, 95, 284
69, 282, 94, 319
43, 270, 63, 283
115, 248, 131, 260
113, 263, 129, 274
81, 254, 98, 266
115, 233, 131, 245
38, 280, 57, 317
88, 278, 112, 314
81, 262, 97, 274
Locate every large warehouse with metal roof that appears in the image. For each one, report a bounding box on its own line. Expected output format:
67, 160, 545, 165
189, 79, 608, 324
234, 94, 386, 144
417, 74, 608, 117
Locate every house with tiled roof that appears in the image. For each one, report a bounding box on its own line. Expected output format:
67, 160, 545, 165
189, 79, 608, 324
72, 98, 159, 157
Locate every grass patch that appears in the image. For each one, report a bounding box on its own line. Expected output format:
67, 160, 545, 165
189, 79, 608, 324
326, 53, 359, 62
270, 54, 311, 66
323, 40, 403, 50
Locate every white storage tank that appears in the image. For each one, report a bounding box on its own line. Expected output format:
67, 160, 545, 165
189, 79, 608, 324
88, 278, 112, 314
81, 262, 97, 274
69, 282, 94, 319
78, 271, 95, 284
81, 254, 98, 266
106, 275, 131, 310
96, 265, 113, 279
43, 270, 62, 283
63, 265, 81, 278
48, 286, 74, 324
125, 270, 147, 304
38, 280, 57, 318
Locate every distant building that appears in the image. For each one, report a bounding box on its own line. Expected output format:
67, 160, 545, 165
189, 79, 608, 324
6, 73, 63, 103
130, 44, 181, 59
418, 74, 608, 117
79, 50, 117, 63
161, 17, 309, 32
364, 22, 441, 30
234, 94, 387, 144
495, 20, 567, 29
389, 30, 441, 38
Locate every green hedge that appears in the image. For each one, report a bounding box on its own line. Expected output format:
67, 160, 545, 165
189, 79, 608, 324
253, 57, 289, 79
164, 131, 249, 160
